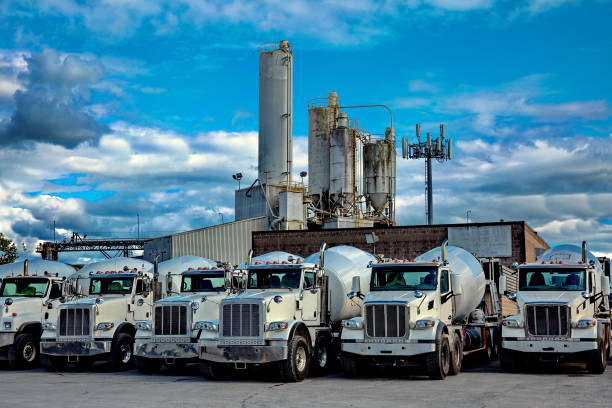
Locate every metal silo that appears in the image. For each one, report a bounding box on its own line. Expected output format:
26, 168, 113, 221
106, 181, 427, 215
364, 127, 396, 221
258, 40, 292, 185
330, 113, 356, 206
307, 91, 338, 209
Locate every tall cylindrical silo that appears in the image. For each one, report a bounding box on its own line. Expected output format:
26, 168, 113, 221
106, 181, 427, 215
330, 113, 355, 206
364, 128, 396, 219
258, 40, 292, 185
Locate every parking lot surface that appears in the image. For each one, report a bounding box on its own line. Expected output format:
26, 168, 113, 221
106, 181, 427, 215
0, 360, 609, 408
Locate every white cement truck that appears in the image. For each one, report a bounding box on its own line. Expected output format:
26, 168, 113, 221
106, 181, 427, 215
341, 242, 502, 379
0, 259, 75, 369
499, 242, 611, 373
134, 256, 242, 373
199, 245, 376, 382
40, 257, 156, 371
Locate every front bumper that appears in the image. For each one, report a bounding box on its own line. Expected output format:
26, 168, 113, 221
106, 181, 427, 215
502, 338, 597, 354
135, 338, 198, 360
41, 339, 112, 356
342, 341, 435, 357
200, 340, 287, 364
0, 332, 16, 348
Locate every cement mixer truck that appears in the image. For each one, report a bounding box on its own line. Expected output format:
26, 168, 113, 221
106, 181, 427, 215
40, 257, 158, 371
134, 256, 243, 373
499, 242, 611, 373
340, 242, 502, 380
199, 245, 376, 382
0, 259, 75, 369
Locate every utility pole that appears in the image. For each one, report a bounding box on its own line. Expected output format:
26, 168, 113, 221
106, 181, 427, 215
402, 124, 452, 225
137, 214, 140, 240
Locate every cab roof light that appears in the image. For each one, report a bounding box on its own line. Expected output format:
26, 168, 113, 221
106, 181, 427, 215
188, 267, 194, 271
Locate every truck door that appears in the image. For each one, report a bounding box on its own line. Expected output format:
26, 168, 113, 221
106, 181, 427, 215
439, 269, 453, 324
133, 278, 150, 321
300, 270, 320, 322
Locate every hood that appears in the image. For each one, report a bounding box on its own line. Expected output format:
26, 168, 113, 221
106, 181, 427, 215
517, 291, 585, 308
225, 289, 297, 302
364, 290, 436, 320
0, 296, 42, 306
158, 292, 227, 304
223, 290, 299, 322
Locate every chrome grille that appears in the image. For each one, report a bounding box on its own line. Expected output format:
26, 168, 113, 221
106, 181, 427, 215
59, 308, 90, 336
154, 305, 188, 336
526, 304, 570, 336
221, 303, 260, 337
365, 304, 407, 338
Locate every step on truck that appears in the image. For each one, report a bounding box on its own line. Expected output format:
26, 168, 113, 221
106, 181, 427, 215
340, 242, 502, 380
0, 259, 75, 369
499, 242, 611, 373
134, 256, 243, 373
40, 257, 161, 371
199, 245, 376, 382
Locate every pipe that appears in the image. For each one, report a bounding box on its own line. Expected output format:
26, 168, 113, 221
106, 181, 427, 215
319, 243, 327, 268
23, 259, 29, 276
582, 241, 588, 264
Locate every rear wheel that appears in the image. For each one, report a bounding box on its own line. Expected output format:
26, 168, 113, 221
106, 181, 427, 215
425, 333, 450, 380
310, 338, 331, 377
448, 332, 463, 376
280, 335, 310, 382
8, 334, 39, 370
41, 354, 68, 371
340, 352, 364, 378
135, 356, 162, 374
107, 333, 134, 371
586, 341, 607, 374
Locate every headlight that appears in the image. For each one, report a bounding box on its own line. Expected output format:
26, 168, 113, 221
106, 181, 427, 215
42, 322, 57, 330
194, 321, 218, 331
414, 319, 436, 329
265, 321, 289, 331
3, 321, 12, 330
574, 319, 597, 329
502, 318, 523, 328
95, 322, 114, 330
190, 301, 199, 310
135, 321, 153, 331
342, 319, 363, 330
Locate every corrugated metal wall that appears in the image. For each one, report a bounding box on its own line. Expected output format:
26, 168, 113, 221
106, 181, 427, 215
171, 216, 268, 265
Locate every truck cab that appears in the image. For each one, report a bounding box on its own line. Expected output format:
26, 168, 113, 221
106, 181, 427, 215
500, 243, 611, 373
0, 259, 74, 369
199, 250, 330, 382
341, 243, 501, 380
40, 258, 154, 371
134, 264, 242, 373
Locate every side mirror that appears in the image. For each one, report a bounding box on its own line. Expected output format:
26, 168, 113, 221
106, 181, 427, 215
507, 292, 517, 300
498, 276, 507, 295
351, 276, 361, 293
581, 291, 591, 299
451, 274, 462, 296
601, 276, 610, 297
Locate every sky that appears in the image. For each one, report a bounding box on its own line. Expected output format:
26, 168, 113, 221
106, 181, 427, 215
0, 0, 610, 263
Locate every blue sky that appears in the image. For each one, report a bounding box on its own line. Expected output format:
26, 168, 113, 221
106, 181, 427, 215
0, 0, 610, 262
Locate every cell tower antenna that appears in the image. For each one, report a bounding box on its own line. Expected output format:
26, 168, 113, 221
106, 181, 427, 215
401, 124, 452, 225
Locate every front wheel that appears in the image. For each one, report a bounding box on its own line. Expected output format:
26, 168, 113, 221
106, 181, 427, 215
499, 348, 518, 372
340, 352, 364, 378
586, 342, 607, 374
41, 354, 68, 371
425, 333, 450, 380
107, 333, 134, 371
135, 356, 162, 374
280, 335, 310, 382
8, 334, 39, 369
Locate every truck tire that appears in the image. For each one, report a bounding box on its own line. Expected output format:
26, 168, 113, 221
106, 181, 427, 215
75, 356, 95, 370
165, 359, 187, 373
280, 335, 310, 382
484, 328, 499, 362
135, 356, 162, 374
199, 360, 228, 380
586, 342, 607, 374
340, 352, 364, 378
425, 333, 450, 380
8, 333, 39, 369
107, 333, 134, 371
448, 332, 463, 376
310, 338, 331, 377
40, 354, 68, 371
499, 348, 518, 372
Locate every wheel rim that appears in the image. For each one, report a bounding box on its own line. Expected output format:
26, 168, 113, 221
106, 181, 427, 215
441, 343, 450, 374
120, 343, 132, 364
296, 346, 307, 372
23, 341, 36, 362
318, 347, 328, 368
453, 341, 460, 367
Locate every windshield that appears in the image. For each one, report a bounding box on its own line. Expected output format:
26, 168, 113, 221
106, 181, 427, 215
90, 277, 134, 295
0, 278, 49, 297
519, 268, 586, 291
248, 268, 302, 289
371, 266, 438, 291
182, 273, 225, 292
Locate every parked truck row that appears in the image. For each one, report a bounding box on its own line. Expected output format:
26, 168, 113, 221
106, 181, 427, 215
0, 241, 609, 381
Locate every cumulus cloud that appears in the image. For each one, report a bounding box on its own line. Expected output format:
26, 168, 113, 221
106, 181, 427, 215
0, 50, 27, 106
0, 49, 109, 147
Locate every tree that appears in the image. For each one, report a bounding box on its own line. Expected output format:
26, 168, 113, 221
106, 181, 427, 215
0, 233, 18, 265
